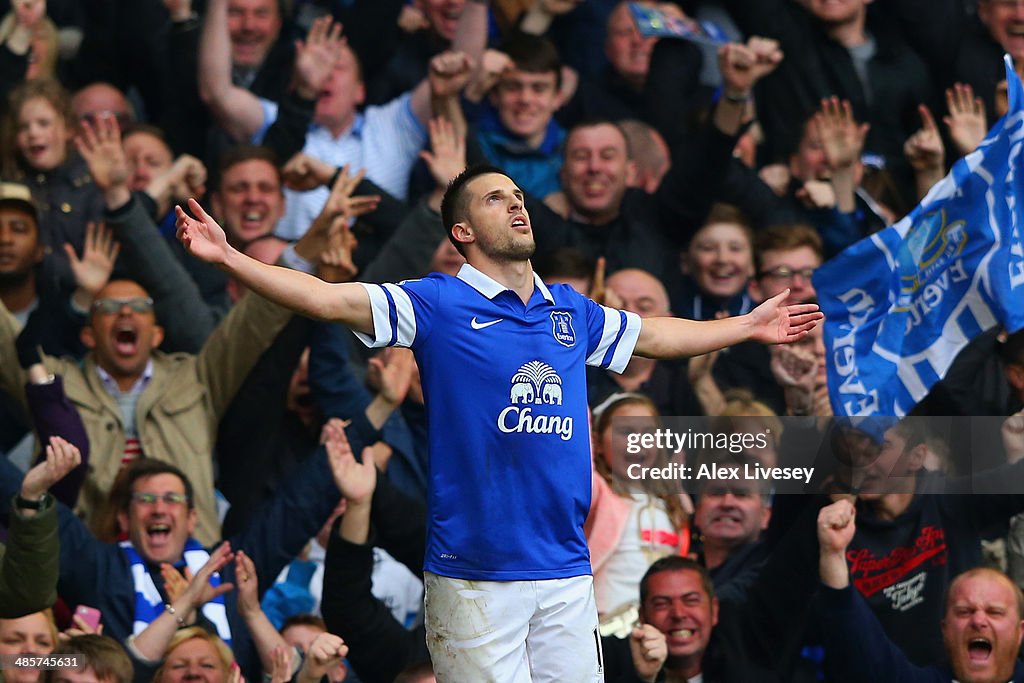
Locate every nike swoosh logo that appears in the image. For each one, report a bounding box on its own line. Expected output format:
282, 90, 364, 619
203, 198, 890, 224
471, 317, 504, 330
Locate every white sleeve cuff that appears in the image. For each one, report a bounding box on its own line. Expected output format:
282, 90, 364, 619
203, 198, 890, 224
351, 283, 417, 348
586, 308, 642, 374
278, 244, 316, 274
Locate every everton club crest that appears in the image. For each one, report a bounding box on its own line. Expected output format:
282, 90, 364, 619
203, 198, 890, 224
550, 311, 576, 347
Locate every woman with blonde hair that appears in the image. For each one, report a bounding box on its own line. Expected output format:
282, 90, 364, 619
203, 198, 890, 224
586, 393, 693, 618
152, 628, 234, 683
0, 0, 58, 90
0, 609, 58, 683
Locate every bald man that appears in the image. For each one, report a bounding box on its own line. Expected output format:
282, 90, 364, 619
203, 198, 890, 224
586, 267, 704, 415
71, 83, 134, 128
819, 498, 1024, 683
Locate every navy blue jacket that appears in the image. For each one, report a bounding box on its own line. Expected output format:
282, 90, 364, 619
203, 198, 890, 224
0, 413, 379, 679
822, 584, 1024, 682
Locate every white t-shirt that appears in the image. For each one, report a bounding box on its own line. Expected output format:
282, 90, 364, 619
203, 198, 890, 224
595, 492, 678, 614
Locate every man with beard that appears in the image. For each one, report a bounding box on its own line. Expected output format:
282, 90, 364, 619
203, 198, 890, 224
175, 163, 822, 681
819, 498, 1024, 683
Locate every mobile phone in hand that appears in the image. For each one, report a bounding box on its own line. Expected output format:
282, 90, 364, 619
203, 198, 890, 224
75, 605, 102, 631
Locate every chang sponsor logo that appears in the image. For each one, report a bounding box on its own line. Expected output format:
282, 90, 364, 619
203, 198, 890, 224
497, 360, 573, 440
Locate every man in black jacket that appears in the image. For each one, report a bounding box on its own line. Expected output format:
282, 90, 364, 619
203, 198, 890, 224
602, 556, 779, 683
527, 37, 781, 285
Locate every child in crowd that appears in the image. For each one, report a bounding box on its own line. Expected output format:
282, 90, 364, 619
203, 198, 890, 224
586, 393, 692, 616
670, 203, 755, 321
2, 77, 103, 287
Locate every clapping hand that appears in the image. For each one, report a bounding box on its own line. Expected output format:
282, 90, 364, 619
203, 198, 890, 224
367, 347, 416, 407
420, 117, 466, 190
161, 541, 236, 617
75, 114, 130, 195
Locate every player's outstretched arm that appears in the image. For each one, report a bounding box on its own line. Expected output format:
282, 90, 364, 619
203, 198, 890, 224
633, 289, 822, 359
175, 198, 373, 335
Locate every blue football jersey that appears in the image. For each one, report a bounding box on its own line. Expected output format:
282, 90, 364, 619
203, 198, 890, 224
355, 265, 641, 580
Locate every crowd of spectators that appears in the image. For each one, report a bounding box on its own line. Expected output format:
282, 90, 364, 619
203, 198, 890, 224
4, 0, 1024, 681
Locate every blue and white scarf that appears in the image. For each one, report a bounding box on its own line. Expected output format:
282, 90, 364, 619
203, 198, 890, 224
120, 539, 232, 646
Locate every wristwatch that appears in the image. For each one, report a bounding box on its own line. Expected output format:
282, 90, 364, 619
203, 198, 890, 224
15, 492, 50, 510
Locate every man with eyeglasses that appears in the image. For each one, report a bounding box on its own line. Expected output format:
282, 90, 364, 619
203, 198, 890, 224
748, 224, 822, 307
709, 224, 825, 416
0, 411, 398, 680
0, 182, 122, 462
0, 272, 293, 546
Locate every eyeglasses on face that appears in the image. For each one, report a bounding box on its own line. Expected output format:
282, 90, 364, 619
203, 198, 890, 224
130, 491, 189, 506
758, 266, 816, 281
91, 297, 154, 314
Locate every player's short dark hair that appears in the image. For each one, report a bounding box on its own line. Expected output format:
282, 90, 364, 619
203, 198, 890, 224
214, 145, 282, 193
640, 556, 715, 606
45, 635, 133, 683
440, 164, 508, 256
498, 32, 562, 89
120, 459, 194, 511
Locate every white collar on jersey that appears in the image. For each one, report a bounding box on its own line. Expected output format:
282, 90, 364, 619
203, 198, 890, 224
456, 263, 555, 304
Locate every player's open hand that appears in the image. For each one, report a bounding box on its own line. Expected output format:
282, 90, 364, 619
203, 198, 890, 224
176, 198, 231, 265
747, 289, 823, 345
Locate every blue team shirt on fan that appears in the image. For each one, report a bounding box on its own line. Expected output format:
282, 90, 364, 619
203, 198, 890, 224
355, 264, 641, 581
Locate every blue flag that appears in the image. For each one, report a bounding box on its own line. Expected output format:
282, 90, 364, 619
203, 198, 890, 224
814, 56, 1024, 416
